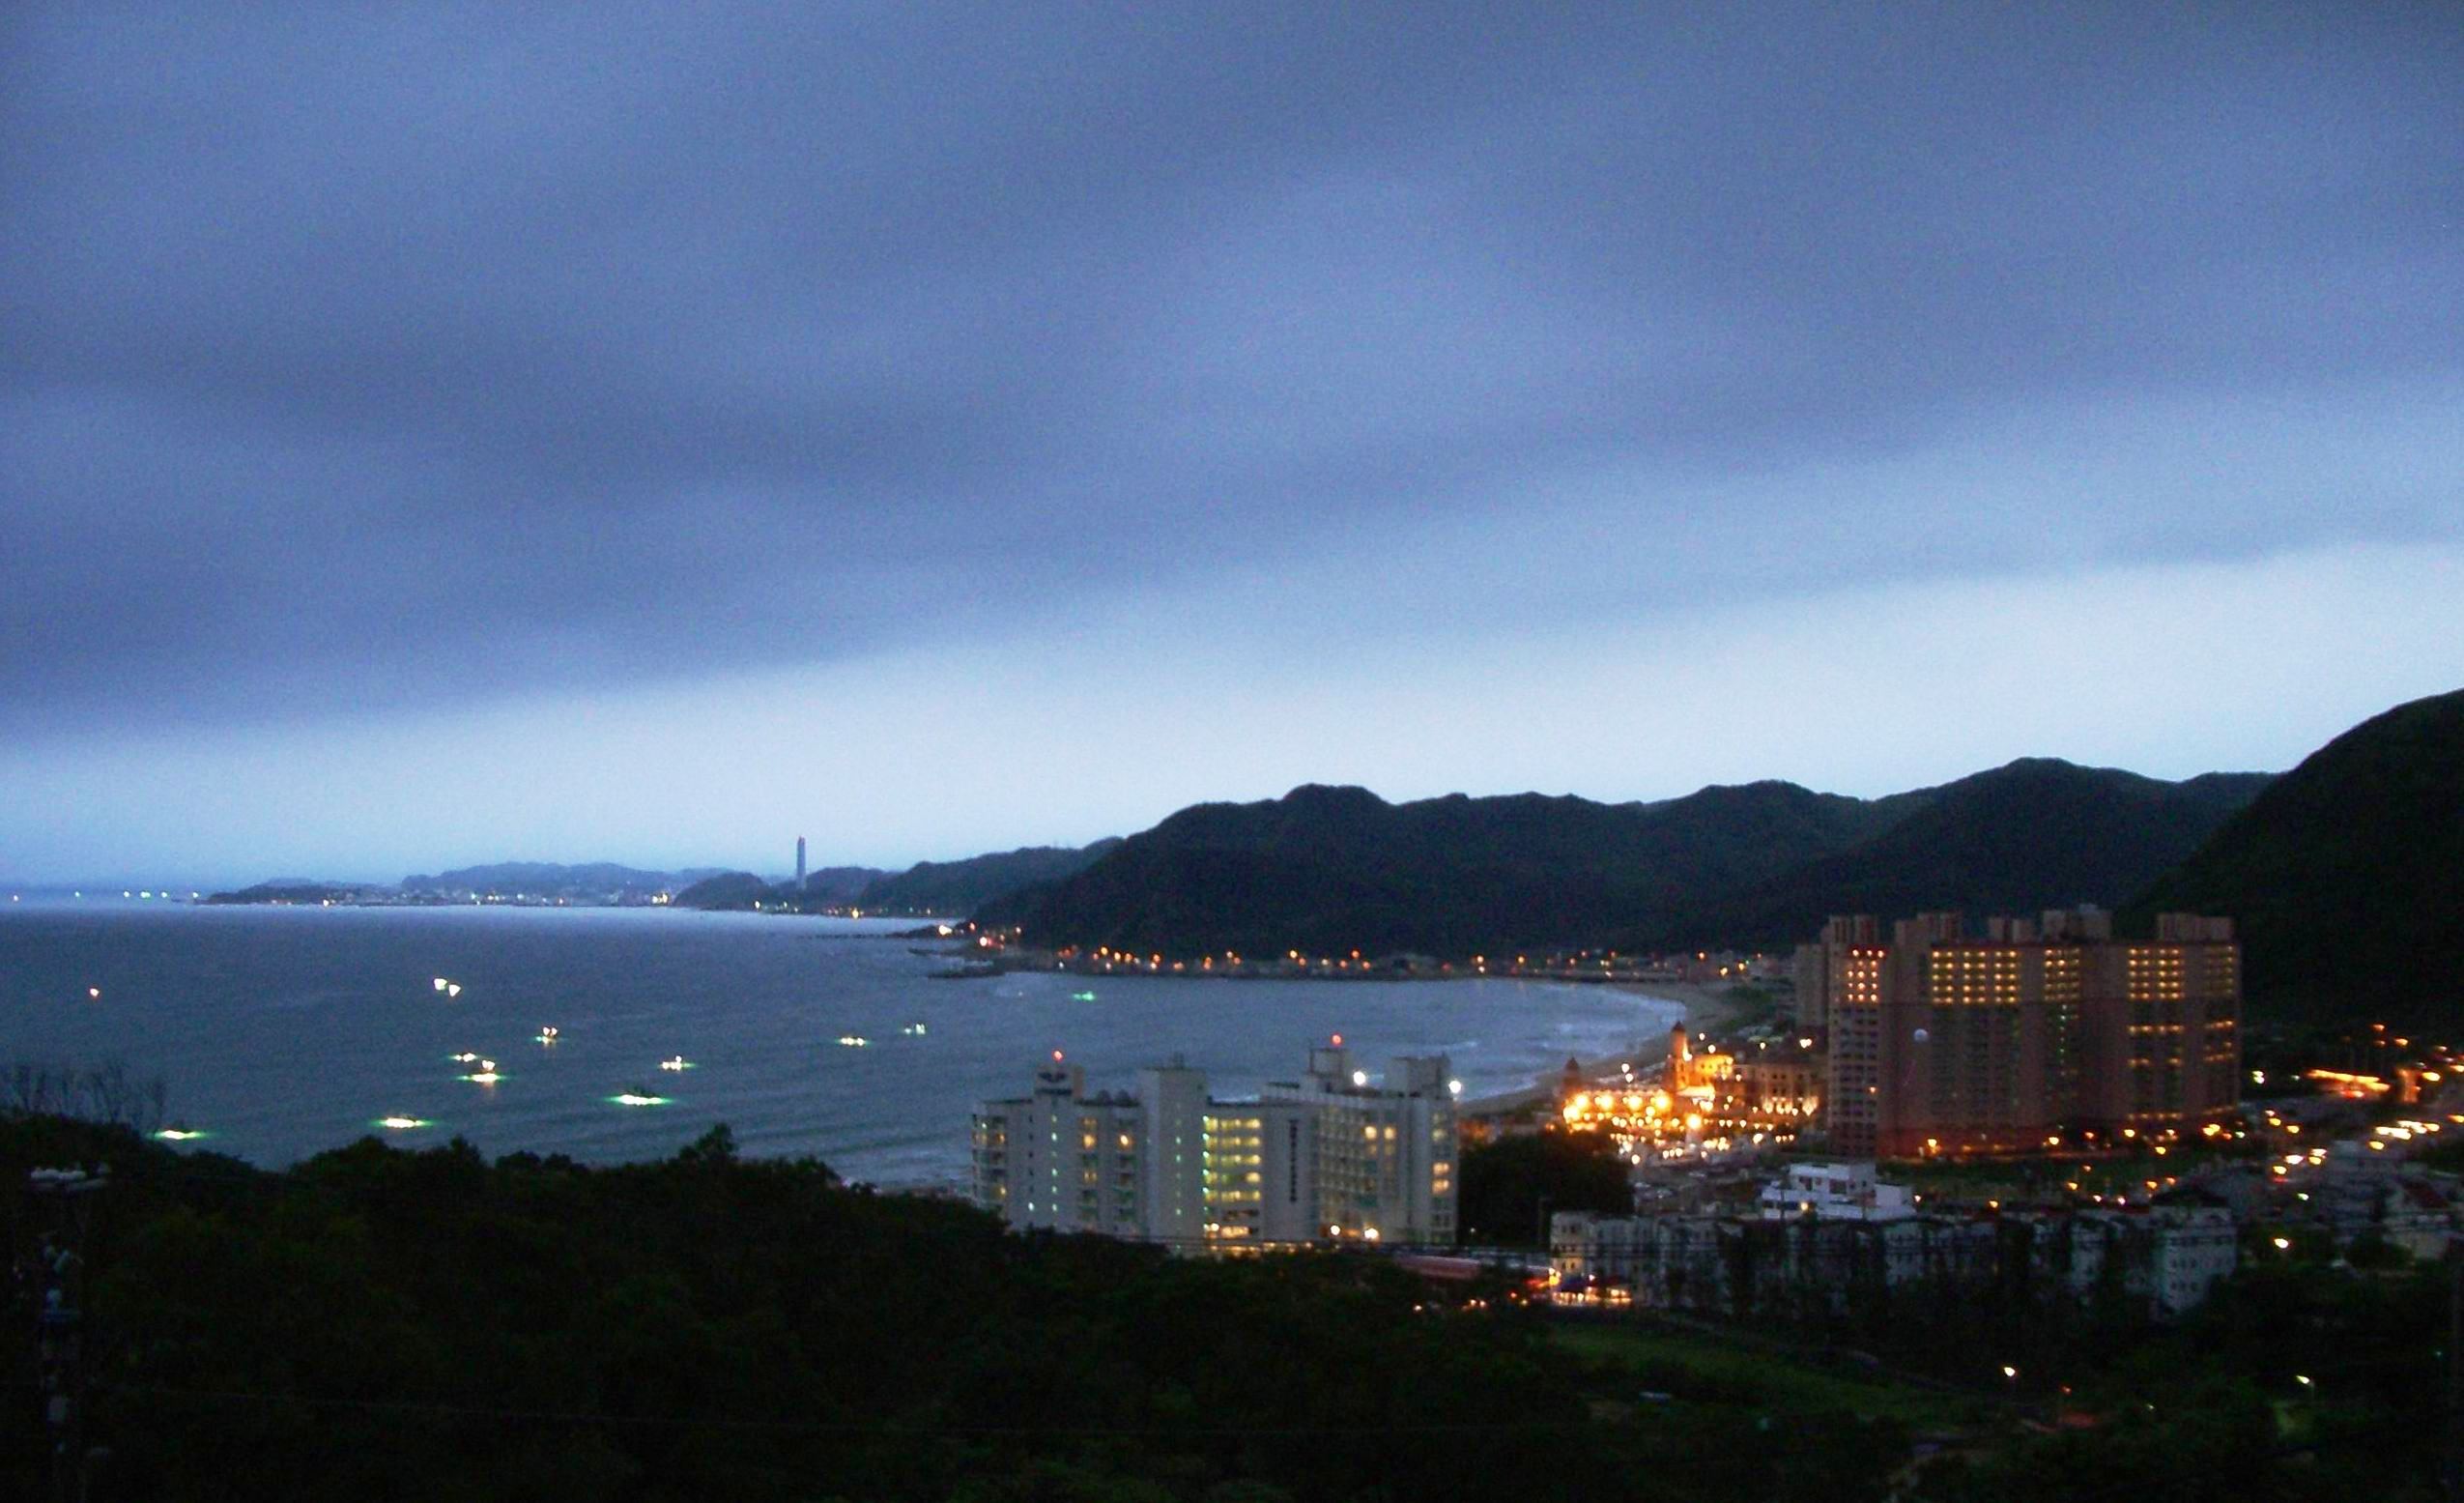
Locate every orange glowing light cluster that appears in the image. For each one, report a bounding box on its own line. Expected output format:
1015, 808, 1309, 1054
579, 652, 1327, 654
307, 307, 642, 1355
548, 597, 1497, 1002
2305, 1068, 2392, 1098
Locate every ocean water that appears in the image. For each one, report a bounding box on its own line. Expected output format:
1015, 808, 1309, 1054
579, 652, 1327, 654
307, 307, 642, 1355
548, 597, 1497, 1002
0, 900, 1678, 1184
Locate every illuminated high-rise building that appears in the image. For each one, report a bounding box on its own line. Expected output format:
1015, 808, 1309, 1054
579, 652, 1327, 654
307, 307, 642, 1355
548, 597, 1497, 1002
1793, 914, 1881, 1037
1824, 909, 2239, 1159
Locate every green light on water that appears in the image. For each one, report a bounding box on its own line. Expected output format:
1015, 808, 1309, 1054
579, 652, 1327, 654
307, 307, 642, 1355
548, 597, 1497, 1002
375, 1116, 432, 1131
154, 1128, 208, 1142
612, 1093, 670, 1108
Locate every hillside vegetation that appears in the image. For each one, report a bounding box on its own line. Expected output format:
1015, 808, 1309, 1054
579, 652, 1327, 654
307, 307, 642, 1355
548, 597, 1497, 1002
856, 841, 1122, 915
2128, 687, 2464, 1025
985, 764, 2267, 962
0, 1116, 1868, 1502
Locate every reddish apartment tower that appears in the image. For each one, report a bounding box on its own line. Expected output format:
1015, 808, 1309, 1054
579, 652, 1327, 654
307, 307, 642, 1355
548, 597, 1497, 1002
1822, 908, 2239, 1159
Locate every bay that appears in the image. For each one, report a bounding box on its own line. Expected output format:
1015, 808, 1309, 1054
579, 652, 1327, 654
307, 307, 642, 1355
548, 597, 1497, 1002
0, 899, 1678, 1185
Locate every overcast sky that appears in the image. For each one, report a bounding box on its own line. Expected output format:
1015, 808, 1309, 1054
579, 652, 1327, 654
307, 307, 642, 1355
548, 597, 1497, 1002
3, 3, 2458, 883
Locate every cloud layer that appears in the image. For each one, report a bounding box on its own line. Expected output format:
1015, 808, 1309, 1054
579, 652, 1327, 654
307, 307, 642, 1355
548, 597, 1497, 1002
2, 4, 2457, 875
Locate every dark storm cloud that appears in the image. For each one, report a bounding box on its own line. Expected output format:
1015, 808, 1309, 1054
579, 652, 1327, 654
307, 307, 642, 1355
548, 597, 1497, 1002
3, 2, 2457, 729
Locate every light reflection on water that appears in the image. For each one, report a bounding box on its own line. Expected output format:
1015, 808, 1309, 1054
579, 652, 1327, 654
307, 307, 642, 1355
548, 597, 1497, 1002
0, 901, 1678, 1185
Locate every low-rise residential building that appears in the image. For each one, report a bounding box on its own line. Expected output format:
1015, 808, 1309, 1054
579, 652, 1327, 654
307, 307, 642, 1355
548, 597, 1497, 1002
2054, 1206, 2239, 1316
1552, 1200, 2238, 1320
2383, 1181, 2460, 1262
1756, 1162, 1915, 1221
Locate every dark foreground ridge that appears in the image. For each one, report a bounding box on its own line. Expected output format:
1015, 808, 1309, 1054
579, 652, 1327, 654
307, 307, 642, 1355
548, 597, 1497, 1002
7, 1113, 2448, 1501
0, 1116, 1776, 1500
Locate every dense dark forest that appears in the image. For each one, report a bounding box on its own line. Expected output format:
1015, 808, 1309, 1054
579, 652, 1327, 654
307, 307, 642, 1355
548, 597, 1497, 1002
2, 1118, 1882, 1501
6, 1116, 2447, 1501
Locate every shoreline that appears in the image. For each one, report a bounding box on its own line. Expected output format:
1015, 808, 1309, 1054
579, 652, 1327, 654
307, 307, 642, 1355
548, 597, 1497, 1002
1603, 979, 1762, 1039
1453, 981, 1774, 1117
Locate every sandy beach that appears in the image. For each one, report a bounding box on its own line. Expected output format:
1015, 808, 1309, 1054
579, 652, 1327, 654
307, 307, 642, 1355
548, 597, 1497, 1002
1604, 979, 1768, 1039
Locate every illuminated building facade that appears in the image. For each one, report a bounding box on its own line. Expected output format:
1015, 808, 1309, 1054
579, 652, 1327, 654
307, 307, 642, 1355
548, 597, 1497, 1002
1559, 1020, 1819, 1155
1823, 908, 2240, 1159
1737, 1054, 1821, 1122
1138, 1058, 1209, 1244
969, 1055, 1145, 1236
2077, 913, 2243, 1136
1260, 1044, 1457, 1244
1793, 914, 1881, 1037
1195, 1100, 1318, 1244
972, 1042, 1457, 1248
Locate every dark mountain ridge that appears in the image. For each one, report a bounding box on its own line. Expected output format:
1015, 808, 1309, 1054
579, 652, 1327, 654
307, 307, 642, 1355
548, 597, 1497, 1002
986, 778, 1916, 958
986, 761, 2274, 961
800, 865, 890, 904
1667, 759, 2276, 949
855, 840, 1122, 915
401, 860, 718, 895
2127, 687, 2464, 1025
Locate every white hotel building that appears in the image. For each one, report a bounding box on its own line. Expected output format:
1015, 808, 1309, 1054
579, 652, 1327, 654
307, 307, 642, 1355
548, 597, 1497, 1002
970, 1040, 1458, 1248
